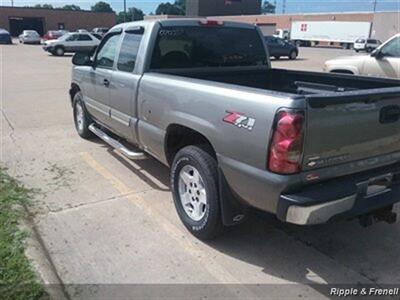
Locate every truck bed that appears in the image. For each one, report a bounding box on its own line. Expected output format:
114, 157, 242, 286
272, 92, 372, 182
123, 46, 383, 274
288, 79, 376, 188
152, 67, 400, 175
156, 68, 399, 96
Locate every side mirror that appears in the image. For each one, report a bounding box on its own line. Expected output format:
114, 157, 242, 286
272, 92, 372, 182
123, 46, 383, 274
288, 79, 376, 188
371, 49, 384, 59
72, 52, 93, 66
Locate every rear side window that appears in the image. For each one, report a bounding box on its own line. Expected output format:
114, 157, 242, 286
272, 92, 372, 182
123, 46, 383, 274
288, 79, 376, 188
356, 39, 365, 43
78, 34, 92, 41
117, 32, 143, 72
150, 26, 267, 69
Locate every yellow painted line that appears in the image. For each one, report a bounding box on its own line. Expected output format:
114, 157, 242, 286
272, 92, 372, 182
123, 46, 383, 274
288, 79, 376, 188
80, 151, 246, 286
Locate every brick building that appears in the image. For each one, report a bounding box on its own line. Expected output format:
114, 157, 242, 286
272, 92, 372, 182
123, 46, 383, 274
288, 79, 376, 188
0, 6, 116, 36
186, 0, 261, 16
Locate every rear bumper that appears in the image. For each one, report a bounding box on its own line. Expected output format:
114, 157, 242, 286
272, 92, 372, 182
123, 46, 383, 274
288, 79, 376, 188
277, 163, 400, 225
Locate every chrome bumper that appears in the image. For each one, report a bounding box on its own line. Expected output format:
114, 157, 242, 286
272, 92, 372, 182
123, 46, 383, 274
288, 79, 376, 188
285, 195, 356, 225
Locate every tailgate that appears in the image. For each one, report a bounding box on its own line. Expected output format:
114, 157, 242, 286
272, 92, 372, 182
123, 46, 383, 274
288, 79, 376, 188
303, 88, 400, 171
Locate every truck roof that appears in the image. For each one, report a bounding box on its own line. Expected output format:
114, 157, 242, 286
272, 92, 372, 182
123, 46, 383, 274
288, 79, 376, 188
111, 18, 257, 32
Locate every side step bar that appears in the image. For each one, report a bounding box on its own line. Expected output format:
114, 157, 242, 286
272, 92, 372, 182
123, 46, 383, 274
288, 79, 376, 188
89, 124, 147, 160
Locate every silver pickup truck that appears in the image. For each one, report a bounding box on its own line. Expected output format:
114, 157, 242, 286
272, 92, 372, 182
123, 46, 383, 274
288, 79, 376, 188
70, 19, 400, 239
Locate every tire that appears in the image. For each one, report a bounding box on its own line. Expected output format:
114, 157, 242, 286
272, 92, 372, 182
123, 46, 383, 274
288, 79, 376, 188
54, 46, 65, 56
73, 91, 94, 139
171, 146, 224, 240
355, 49, 359, 53
289, 50, 298, 60
367, 47, 373, 53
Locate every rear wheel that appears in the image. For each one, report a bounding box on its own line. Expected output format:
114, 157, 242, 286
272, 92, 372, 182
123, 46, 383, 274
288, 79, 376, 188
171, 146, 224, 240
73, 91, 94, 139
289, 50, 298, 60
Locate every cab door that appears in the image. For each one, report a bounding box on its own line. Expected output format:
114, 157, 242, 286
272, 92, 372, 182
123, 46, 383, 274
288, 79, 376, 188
362, 36, 400, 79
108, 27, 144, 144
85, 32, 121, 125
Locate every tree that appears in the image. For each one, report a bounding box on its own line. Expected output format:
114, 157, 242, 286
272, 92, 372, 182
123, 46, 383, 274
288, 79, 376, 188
175, 0, 186, 11
117, 7, 145, 24
91, 1, 114, 12
261, 1, 276, 14
34, 3, 54, 9
155, 1, 185, 15
62, 4, 81, 11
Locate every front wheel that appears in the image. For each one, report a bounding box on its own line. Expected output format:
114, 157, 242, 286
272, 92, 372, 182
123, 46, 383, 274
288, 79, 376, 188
171, 146, 224, 240
54, 46, 65, 56
73, 92, 94, 139
289, 50, 298, 60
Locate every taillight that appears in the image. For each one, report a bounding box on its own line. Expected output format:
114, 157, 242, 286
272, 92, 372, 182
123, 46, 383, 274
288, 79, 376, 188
268, 110, 304, 174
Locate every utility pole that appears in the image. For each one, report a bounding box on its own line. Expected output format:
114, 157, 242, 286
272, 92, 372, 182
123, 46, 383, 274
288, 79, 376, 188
282, 0, 287, 14
373, 0, 378, 12
123, 0, 127, 22
11, 0, 14, 7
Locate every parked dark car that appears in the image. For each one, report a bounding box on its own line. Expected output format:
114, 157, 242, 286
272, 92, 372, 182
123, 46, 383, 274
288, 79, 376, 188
264, 36, 298, 60
0, 28, 12, 44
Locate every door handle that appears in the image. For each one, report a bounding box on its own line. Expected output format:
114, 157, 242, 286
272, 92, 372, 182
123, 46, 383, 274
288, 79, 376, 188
380, 105, 400, 124
103, 79, 110, 87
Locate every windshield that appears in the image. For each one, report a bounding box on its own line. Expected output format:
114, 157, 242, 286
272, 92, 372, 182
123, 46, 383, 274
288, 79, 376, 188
58, 33, 71, 41
150, 26, 267, 69
356, 39, 365, 43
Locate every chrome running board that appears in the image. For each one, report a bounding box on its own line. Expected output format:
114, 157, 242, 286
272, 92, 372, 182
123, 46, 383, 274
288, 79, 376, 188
89, 124, 147, 160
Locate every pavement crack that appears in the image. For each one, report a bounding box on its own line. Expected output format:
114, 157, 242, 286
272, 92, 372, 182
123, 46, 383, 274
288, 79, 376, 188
1, 108, 14, 131
47, 189, 153, 214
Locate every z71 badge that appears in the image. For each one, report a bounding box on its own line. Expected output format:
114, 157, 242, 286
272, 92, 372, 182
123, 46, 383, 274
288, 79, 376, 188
223, 111, 255, 131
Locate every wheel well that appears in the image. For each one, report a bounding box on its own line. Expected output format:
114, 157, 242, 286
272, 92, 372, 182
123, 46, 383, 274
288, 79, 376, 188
165, 124, 217, 166
69, 83, 81, 104
330, 69, 354, 74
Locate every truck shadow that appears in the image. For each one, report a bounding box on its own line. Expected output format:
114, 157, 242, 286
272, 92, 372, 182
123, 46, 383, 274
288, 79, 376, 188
205, 206, 400, 297
106, 148, 170, 191
97, 147, 400, 296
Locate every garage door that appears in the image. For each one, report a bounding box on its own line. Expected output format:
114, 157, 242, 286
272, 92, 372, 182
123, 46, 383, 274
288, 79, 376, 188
9, 17, 44, 36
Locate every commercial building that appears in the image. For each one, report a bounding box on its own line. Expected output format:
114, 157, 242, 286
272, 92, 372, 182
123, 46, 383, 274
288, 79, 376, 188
0, 6, 116, 36
211, 11, 399, 42
186, 0, 261, 16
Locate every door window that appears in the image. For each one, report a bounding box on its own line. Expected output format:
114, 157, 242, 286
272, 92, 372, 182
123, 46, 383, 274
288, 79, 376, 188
117, 32, 143, 72
96, 34, 121, 69
381, 37, 400, 57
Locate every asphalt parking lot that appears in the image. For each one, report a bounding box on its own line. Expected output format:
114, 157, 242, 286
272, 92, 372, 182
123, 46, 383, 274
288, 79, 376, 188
1, 42, 399, 298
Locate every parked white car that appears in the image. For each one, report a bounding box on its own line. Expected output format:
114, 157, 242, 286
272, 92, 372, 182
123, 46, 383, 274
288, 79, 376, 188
324, 34, 400, 79
354, 38, 381, 52
42, 32, 100, 56
18, 30, 41, 44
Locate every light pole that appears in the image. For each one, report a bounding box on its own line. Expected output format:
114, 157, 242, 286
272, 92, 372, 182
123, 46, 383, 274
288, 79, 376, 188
11, 0, 14, 7
373, 0, 378, 12
123, 0, 127, 22
282, 0, 287, 14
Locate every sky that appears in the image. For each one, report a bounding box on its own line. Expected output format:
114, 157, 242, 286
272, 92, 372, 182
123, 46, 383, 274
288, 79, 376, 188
1, 0, 399, 14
